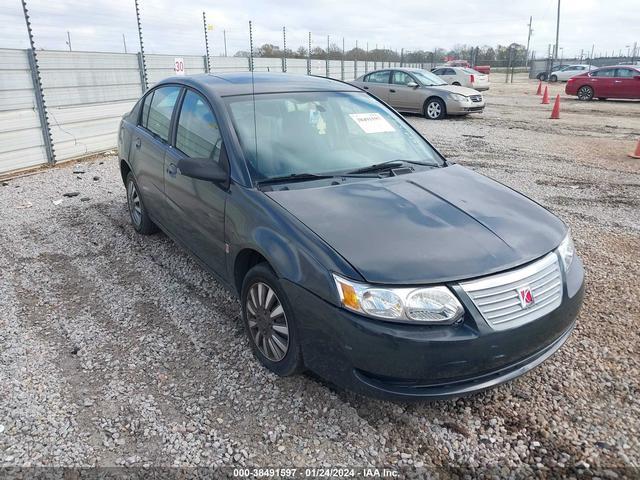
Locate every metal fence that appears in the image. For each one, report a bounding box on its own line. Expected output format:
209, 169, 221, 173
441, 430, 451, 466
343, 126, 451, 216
0, 47, 420, 175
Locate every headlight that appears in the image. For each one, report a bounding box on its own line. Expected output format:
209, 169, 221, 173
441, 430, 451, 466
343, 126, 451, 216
449, 93, 469, 102
333, 274, 464, 324
557, 231, 575, 272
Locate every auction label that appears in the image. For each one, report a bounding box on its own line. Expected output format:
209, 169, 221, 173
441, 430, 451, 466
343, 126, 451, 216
349, 113, 395, 134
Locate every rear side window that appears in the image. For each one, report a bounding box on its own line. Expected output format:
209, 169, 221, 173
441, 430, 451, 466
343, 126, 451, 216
432, 68, 444, 75
615, 68, 636, 78
143, 86, 181, 142
365, 71, 391, 83
444, 68, 456, 75
176, 90, 222, 161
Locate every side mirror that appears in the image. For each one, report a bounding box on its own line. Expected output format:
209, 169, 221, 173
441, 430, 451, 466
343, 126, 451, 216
177, 157, 228, 184
407, 81, 419, 88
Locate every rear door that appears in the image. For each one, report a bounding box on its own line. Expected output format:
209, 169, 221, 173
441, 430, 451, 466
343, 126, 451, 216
614, 68, 640, 99
163, 88, 229, 275
131, 85, 181, 224
389, 70, 422, 112
360, 70, 391, 102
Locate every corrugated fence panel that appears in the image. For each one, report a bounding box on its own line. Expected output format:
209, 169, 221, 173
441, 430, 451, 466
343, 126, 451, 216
253, 57, 283, 72
0, 48, 48, 174
38, 51, 141, 161
286, 59, 307, 75
146, 54, 206, 87
210, 56, 250, 73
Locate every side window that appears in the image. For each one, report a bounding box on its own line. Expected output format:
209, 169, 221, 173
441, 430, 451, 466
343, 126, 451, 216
432, 68, 443, 75
365, 71, 391, 83
592, 69, 615, 77
145, 86, 181, 142
615, 68, 635, 78
445, 68, 456, 75
392, 71, 415, 86
176, 90, 222, 161
141, 92, 153, 128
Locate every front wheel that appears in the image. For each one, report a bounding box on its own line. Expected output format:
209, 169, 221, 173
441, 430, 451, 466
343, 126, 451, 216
126, 172, 158, 235
424, 98, 446, 120
577, 85, 594, 101
550, 74, 558, 82
241, 263, 304, 376
537, 73, 548, 81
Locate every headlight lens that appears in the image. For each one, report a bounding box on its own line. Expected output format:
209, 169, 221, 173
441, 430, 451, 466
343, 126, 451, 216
333, 274, 464, 324
449, 93, 469, 102
557, 231, 575, 272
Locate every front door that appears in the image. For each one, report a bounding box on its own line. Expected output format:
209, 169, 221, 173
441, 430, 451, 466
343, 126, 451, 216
389, 70, 421, 112
163, 89, 228, 276
590, 68, 617, 97
614, 68, 640, 98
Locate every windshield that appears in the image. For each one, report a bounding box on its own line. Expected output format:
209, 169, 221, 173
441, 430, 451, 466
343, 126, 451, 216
409, 70, 448, 86
225, 91, 442, 181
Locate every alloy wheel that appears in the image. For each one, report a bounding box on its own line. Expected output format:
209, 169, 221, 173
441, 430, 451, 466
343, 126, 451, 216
127, 180, 142, 227
246, 282, 290, 362
577, 86, 593, 101
426, 101, 442, 119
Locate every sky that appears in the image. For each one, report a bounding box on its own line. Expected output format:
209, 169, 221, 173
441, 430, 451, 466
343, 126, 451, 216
2, 0, 639, 59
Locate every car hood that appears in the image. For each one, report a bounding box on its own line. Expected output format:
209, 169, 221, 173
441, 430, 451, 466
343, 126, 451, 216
266, 165, 566, 285
424, 84, 480, 96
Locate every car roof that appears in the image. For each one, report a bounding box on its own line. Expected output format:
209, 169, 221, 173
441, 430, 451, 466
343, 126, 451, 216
155, 72, 360, 96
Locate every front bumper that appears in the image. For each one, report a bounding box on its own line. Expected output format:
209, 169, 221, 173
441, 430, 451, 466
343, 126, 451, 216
446, 99, 486, 115
283, 256, 584, 401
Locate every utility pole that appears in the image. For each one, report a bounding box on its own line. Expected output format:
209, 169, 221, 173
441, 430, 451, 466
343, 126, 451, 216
122, 34, 127, 53
223, 30, 227, 57
553, 0, 560, 62
202, 12, 211, 73
66, 31, 72, 51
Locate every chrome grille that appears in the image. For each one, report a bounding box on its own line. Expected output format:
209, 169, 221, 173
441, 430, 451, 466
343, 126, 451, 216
459, 253, 563, 331
470, 95, 483, 102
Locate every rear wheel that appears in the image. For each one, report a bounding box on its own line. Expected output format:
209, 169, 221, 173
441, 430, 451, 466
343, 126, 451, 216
424, 98, 446, 120
550, 74, 558, 82
241, 263, 303, 376
126, 172, 158, 235
577, 85, 594, 101
452, 82, 461, 86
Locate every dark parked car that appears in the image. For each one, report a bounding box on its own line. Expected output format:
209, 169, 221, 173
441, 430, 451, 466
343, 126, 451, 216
566, 65, 640, 100
118, 73, 584, 400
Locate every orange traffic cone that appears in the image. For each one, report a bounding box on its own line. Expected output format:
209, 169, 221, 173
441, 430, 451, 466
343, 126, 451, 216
550, 94, 561, 119
629, 139, 640, 159
541, 86, 550, 104
536, 81, 542, 95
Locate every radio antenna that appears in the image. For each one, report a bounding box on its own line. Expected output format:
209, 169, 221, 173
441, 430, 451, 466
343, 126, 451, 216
249, 20, 258, 168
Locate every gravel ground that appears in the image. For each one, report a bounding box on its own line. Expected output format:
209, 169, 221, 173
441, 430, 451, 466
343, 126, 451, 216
1, 79, 639, 477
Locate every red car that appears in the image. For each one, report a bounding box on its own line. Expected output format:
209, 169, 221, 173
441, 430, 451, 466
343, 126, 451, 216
566, 65, 640, 100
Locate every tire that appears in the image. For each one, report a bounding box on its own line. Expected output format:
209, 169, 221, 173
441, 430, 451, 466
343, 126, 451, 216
241, 263, 304, 377
577, 85, 594, 101
424, 98, 446, 120
550, 74, 558, 82
452, 82, 461, 86
537, 73, 547, 81
126, 172, 158, 235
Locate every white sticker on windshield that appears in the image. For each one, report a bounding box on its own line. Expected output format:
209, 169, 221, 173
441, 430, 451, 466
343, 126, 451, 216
349, 113, 395, 134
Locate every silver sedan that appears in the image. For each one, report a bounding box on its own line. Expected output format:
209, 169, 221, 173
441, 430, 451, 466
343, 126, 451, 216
351, 68, 485, 120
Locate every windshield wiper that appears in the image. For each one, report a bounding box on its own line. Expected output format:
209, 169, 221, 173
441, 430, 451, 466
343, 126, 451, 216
257, 173, 334, 186
347, 159, 437, 175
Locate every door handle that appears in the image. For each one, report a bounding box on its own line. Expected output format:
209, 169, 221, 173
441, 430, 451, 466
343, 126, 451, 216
166, 163, 177, 177
389, 89, 396, 93
135, 138, 141, 148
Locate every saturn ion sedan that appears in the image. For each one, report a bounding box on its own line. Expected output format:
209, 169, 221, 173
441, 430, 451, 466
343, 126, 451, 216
350, 68, 485, 119
118, 73, 584, 400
